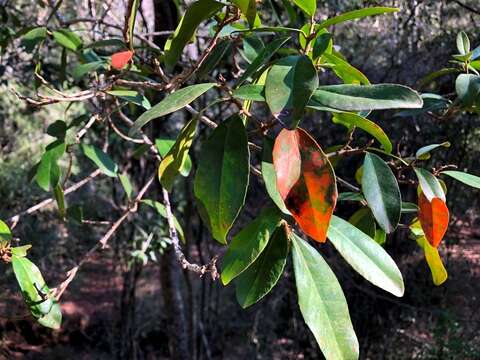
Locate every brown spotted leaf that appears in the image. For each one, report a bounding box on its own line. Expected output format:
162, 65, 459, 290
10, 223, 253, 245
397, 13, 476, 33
418, 191, 449, 247
272, 128, 337, 242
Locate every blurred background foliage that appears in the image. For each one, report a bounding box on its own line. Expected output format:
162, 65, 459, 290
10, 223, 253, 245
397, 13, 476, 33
0, 0, 479, 359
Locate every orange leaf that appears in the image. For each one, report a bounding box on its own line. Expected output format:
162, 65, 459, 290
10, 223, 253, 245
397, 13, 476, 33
111, 50, 133, 70
272, 128, 337, 242
418, 192, 449, 247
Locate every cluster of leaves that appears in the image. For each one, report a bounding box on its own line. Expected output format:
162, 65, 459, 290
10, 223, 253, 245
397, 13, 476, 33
1, 0, 480, 358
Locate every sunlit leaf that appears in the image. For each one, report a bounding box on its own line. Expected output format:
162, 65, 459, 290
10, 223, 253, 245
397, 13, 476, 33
82, 144, 118, 177
414, 168, 445, 202
0, 219, 12, 247
362, 153, 401, 233
322, 52, 370, 85
441, 170, 480, 189
415, 142, 450, 160
328, 215, 404, 297
273, 128, 337, 242
291, 233, 359, 360
107, 89, 151, 109
292, 0, 316, 16
194, 115, 250, 244
317, 7, 399, 30
416, 235, 448, 286
52, 29, 82, 51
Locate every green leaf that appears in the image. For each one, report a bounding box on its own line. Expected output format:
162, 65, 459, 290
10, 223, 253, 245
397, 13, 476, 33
21, 27, 47, 51
231, 0, 257, 27
455, 74, 480, 107
163, 0, 224, 70
221, 207, 282, 285
241, 35, 264, 63
312, 32, 332, 59
261, 137, 289, 214
196, 40, 231, 80
348, 208, 375, 238
374, 228, 387, 246
71, 61, 105, 80
362, 153, 401, 233
119, 172, 134, 200
35, 141, 66, 191
0, 219, 12, 247
309, 84, 423, 111
235, 223, 288, 308
232, 84, 265, 101
332, 112, 392, 153
129, 83, 215, 135
327, 215, 404, 297
12, 256, 62, 329
456, 31, 470, 55
402, 202, 419, 213
415, 142, 450, 160
292, 0, 316, 16
291, 233, 359, 360
142, 200, 185, 243
126, 0, 140, 50
107, 90, 151, 109
265, 55, 318, 128
82, 144, 118, 177
46, 120, 67, 140
441, 170, 480, 189
52, 29, 83, 51
317, 7, 399, 30
53, 184, 66, 219
159, 117, 198, 191
155, 138, 192, 177
414, 168, 445, 202
194, 115, 250, 244
237, 36, 290, 86
322, 52, 370, 85
338, 192, 365, 202
11, 245, 32, 258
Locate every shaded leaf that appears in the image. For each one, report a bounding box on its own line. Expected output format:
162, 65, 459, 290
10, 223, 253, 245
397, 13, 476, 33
327, 215, 404, 297
273, 128, 337, 242
194, 116, 250, 243
52, 29, 82, 51
46, 120, 67, 140
21, 27, 47, 51
231, 0, 257, 27
82, 144, 118, 177
164, 0, 224, 70
265, 55, 318, 128
291, 233, 359, 360
418, 192, 449, 248
348, 208, 375, 238
221, 207, 282, 285
53, 184, 66, 219
119, 172, 133, 200
362, 153, 401, 233
235, 223, 288, 308
72, 61, 105, 80
130, 83, 215, 135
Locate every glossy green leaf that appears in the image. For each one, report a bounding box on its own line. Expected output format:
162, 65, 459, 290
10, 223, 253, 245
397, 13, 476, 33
241, 35, 264, 63
291, 233, 359, 360
455, 74, 480, 106
292, 0, 316, 16
328, 215, 404, 297
402, 202, 419, 213
231, 0, 257, 27
12, 256, 62, 329
221, 207, 282, 285
142, 200, 185, 243
119, 172, 134, 200
348, 208, 375, 238
163, 0, 224, 70
338, 192, 365, 203
312, 32, 332, 59
362, 153, 401, 233
414, 168, 445, 202
322, 52, 370, 85
332, 112, 392, 153
261, 137, 289, 214
194, 115, 250, 244
130, 83, 215, 135
309, 84, 423, 111
232, 84, 265, 101
374, 228, 387, 246
235, 223, 288, 308
456, 31, 470, 55
317, 7, 399, 30
11, 245, 32, 258
107, 90, 151, 109
82, 144, 118, 177
0, 219, 12, 247
441, 170, 480, 189
415, 142, 450, 160
237, 36, 290, 85
159, 117, 197, 191
52, 29, 82, 51
265, 55, 318, 128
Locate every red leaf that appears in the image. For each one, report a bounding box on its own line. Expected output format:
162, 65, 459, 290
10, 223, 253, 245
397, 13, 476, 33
418, 192, 449, 247
111, 50, 133, 70
272, 128, 337, 243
